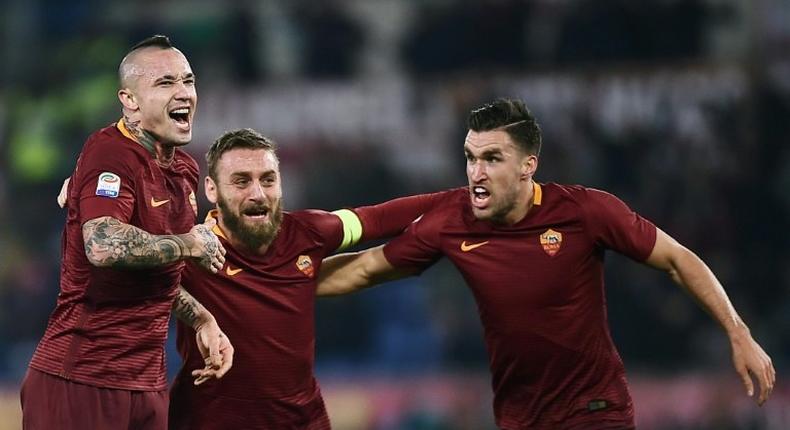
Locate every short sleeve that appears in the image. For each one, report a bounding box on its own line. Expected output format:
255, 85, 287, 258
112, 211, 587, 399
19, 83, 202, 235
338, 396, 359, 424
382, 210, 444, 272
298, 209, 345, 255
582, 189, 657, 262
76, 137, 137, 224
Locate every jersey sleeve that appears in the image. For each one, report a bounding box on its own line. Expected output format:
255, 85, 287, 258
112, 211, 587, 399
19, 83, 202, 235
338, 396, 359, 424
76, 135, 137, 224
581, 188, 657, 262
351, 188, 461, 243
298, 209, 345, 255
382, 209, 444, 272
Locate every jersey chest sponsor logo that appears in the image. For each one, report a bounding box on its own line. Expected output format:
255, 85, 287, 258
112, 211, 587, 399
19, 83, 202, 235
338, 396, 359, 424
539, 228, 562, 256
96, 172, 121, 198
296, 255, 314, 278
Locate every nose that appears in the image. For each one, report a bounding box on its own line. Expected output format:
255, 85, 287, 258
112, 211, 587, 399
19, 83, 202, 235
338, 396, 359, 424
469, 162, 487, 183
173, 80, 193, 101
248, 181, 266, 202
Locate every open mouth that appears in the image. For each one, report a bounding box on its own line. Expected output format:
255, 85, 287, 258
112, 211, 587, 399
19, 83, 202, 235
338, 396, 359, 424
168, 107, 191, 130
242, 206, 270, 222
471, 185, 491, 208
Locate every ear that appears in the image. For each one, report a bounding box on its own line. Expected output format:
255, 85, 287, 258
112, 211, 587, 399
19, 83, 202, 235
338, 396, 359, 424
205, 176, 218, 204
118, 88, 139, 111
521, 155, 538, 181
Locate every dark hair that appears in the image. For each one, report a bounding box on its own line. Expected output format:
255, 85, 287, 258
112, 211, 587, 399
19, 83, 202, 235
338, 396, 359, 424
129, 34, 175, 52
467, 98, 542, 156
206, 128, 277, 180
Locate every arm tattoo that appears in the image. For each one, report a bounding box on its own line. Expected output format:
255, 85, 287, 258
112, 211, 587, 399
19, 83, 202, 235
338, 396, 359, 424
172, 286, 208, 328
83, 216, 188, 268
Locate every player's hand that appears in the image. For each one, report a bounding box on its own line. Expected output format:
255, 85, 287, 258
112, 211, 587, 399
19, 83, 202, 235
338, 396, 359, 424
57, 177, 70, 208
731, 331, 775, 406
185, 218, 226, 273
192, 317, 234, 386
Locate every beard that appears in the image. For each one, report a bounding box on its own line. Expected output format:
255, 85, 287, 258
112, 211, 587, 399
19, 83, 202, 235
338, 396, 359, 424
217, 194, 283, 251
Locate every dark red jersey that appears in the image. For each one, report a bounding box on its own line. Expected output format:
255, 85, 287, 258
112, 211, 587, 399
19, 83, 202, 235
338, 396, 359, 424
30, 120, 199, 391
170, 190, 453, 430
384, 183, 657, 430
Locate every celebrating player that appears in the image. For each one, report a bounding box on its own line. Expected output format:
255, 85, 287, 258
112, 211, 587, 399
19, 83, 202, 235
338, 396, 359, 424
317, 98, 776, 429
168, 128, 451, 429
22, 36, 231, 430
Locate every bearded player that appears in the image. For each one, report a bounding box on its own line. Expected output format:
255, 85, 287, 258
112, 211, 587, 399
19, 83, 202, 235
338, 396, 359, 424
169, 128, 452, 429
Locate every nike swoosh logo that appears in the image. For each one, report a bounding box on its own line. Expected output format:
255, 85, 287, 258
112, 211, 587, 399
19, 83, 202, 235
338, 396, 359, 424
150, 197, 170, 207
461, 240, 489, 252
226, 266, 243, 276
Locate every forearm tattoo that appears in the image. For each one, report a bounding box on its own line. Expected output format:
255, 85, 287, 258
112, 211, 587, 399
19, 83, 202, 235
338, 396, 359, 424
83, 216, 188, 267
172, 286, 207, 328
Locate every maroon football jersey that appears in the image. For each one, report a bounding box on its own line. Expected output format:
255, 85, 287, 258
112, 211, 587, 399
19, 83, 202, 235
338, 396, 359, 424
30, 120, 199, 391
170, 210, 343, 430
384, 183, 657, 430
170, 189, 454, 430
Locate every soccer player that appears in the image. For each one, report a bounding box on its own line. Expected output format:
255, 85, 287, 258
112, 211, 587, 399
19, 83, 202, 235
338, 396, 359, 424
317, 98, 776, 429
168, 128, 452, 429
22, 36, 232, 430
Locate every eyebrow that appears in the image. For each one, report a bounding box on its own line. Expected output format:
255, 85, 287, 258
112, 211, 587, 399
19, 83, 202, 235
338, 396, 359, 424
464, 146, 504, 157
153, 72, 195, 84
229, 170, 277, 178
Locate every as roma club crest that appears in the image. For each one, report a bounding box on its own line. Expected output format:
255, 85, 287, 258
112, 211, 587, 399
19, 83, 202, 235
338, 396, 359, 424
296, 255, 315, 278
539, 229, 562, 257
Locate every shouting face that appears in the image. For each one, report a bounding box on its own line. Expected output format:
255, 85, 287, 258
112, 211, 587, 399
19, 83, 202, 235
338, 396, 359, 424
464, 130, 537, 225
206, 147, 283, 251
118, 47, 197, 146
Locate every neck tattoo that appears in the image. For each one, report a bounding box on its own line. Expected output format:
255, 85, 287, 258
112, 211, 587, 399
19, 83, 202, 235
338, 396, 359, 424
123, 115, 173, 166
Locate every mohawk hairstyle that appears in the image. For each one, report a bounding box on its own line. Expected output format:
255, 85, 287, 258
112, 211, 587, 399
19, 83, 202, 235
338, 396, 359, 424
206, 128, 278, 180
129, 34, 174, 52
468, 98, 542, 156
119, 35, 178, 86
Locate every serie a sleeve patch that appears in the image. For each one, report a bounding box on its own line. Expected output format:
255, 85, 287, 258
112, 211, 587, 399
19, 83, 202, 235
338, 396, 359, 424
95, 172, 121, 198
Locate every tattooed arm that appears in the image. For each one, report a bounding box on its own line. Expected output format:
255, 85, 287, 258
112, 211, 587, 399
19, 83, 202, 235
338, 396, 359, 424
82, 216, 226, 272
173, 286, 234, 385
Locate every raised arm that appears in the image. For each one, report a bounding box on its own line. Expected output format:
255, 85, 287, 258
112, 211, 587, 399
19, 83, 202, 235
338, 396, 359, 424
318, 245, 416, 296
82, 216, 226, 273
645, 228, 775, 405
173, 286, 234, 385
334, 188, 457, 250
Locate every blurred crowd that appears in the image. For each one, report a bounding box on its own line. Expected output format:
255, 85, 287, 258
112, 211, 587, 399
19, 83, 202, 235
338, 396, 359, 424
1, 0, 789, 428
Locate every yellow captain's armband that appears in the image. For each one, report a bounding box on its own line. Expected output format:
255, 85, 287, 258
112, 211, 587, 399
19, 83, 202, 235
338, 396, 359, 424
332, 209, 363, 251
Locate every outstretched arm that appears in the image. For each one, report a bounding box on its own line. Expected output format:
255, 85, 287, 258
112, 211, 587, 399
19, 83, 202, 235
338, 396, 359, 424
645, 228, 775, 405
82, 216, 226, 273
173, 286, 234, 385
318, 245, 417, 296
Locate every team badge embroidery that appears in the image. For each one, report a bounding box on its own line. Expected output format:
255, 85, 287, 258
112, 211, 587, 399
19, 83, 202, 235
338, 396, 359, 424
188, 191, 198, 216
539, 229, 562, 256
95, 172, 121, 198
296, 255, 315, 278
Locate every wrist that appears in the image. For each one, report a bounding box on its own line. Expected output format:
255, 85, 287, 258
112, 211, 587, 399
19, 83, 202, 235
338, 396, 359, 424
174, 233, 194, 260
726, 321, 751, 343
193, 313, 216, 331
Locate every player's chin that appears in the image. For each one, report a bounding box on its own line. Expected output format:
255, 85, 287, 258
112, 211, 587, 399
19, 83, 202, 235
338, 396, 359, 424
471, 207, 494, 221
167, 130, 192, 146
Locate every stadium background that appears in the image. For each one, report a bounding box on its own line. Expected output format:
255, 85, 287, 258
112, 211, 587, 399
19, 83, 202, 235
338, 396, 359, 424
0, 0, 788, 428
